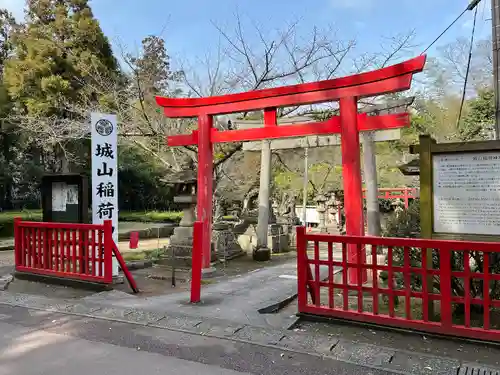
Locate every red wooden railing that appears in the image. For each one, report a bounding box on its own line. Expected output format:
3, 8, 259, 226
14, 218, 113, 284
362, 187, 418, 208
296, 227, 500, 342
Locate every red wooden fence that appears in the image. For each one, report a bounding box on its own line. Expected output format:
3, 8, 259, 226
14, 218, 113, 284
362, 187, 418, 208
296, 226, 500, 342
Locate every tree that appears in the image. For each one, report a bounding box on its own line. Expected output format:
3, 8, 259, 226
460, 88, 495, 140
117, 144, 176, 211
419, 37, 492, 99
2, 8, 420, 204
4, 0, 120, 170
0, 9, 18, 209
128, 35, 182, 97
74, 16, 363, 193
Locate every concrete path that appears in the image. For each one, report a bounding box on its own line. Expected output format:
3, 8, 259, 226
0, 303, 406, 375
0, 302, 435, 375
82, 261, 332, 329
0, 320, 248, 375
0, 251, 14, 267
0, 292, 492, 375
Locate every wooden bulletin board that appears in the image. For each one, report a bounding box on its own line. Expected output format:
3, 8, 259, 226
418, 135, 500, 242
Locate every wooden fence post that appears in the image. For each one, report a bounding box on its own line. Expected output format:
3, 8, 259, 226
419, 135, 436, 319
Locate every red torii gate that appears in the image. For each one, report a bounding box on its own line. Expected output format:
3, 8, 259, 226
156, 55, 426, 297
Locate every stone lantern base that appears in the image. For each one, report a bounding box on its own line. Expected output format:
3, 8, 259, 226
159, 194, 216, 268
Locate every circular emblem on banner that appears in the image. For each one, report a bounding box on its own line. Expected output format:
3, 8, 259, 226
95, 119, 113, 136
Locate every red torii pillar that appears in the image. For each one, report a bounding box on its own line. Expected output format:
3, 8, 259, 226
156, 55, 426, 299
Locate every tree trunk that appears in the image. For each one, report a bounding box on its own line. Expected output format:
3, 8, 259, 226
1, 131, 13, 209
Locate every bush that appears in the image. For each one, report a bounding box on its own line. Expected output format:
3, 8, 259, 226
0, 209, 183, 238
0, 210, 43, 224
383, 199, 420, 239
381, 200, 423, 298
119, 211, 182, 223
0, 210, 42, 238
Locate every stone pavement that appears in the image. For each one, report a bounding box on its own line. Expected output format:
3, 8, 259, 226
0, 303, 402, 375
0, 243, 497, 374
0, 238, 14, 251
80, 262, 333, 329
0, 289, 496, 375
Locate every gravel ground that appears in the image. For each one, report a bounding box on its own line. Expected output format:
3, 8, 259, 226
0, 251, 13, 266
296, 319, 500, 369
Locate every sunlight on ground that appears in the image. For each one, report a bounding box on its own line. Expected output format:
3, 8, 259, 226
0, 329, 69, 361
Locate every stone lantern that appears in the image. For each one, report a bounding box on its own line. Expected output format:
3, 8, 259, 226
325, 193, 338, 233
160, 161, 214, 267
315, 194, 328, 233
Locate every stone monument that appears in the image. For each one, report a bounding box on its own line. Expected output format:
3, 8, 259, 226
212, 194, 245, 261
242, 187, 260, 224
268, 198, 288, 253
276, 192, 300, 247
237, 187, 288, 254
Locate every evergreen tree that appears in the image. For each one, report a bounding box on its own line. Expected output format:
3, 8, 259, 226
4, 0, 119, 117
461, 89, 495, 140
129, 35, 182, 97
2, 0, 121, 173
0, 9, 17, 209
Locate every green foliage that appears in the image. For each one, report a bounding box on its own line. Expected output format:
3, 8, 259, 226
383, 199, 420, 239
380, 200, 426, 299
4, 0, 119, 117
117, 144, 176, 211
0, 209, 182, 225
273, 161, 343, 204
0, 210, 43, 224
128, 35, 182, 97
460, 88, 495, 140
0, 210, 42, 238
274, 170, 298, 190
145, 248, 167, 262
0, 209, 182, 238
119, 211, 182, 223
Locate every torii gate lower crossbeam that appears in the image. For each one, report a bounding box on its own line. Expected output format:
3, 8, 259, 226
156, 55, 426, 302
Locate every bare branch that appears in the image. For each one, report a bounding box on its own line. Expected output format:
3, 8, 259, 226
132, 139, 174, 169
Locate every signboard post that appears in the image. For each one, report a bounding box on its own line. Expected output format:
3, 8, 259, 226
432, 152, 500, 235
419, 135, 500, 242
418, 135, 500, 319
91, 113, 119, 276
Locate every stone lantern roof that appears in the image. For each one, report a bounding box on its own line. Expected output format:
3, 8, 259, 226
162, 169, 197, 185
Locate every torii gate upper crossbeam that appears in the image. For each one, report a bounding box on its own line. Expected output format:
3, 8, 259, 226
156, 56, 425, 117
156, 55, 426, 302
166, 113, 410, 146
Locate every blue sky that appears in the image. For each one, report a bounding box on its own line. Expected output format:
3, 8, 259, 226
0, 0, 493, 67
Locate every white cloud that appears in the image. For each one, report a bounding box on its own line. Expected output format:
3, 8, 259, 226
331, 0, 373, 9
0, 0, 25, 21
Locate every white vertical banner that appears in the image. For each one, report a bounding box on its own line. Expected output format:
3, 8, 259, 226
91, 113, 119, 276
